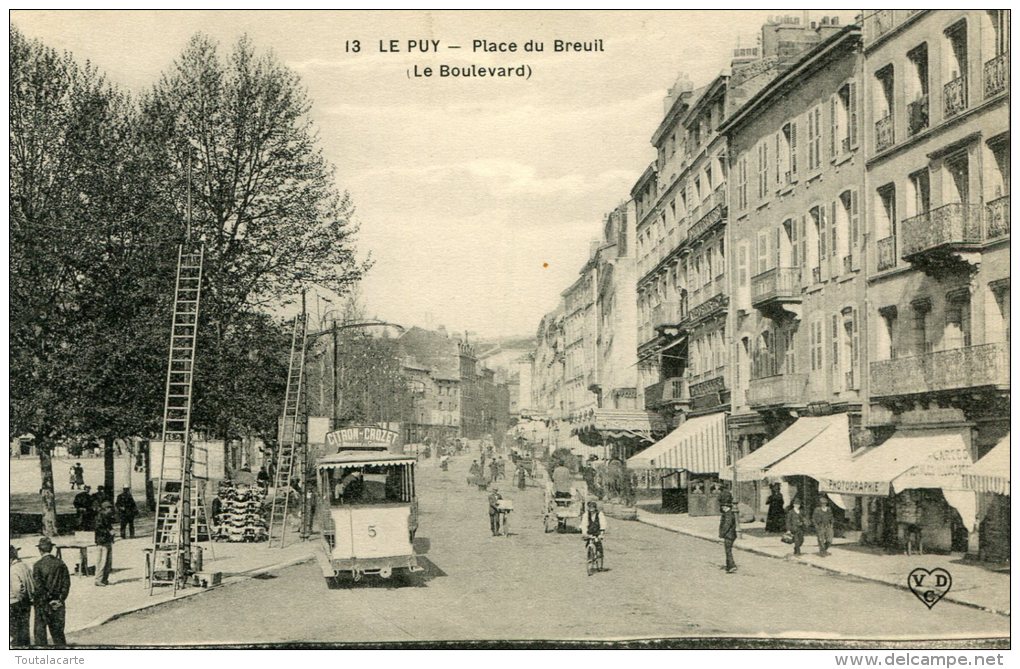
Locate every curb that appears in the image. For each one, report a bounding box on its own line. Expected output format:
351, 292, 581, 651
70, 552, 315, 635
635, 515, 1010, 618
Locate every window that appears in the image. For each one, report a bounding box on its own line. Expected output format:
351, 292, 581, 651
945, 153, 971, 204
810, 205, 827, 281
876, 183, 897, 246
987, 10, 1009, 56
783, 218, 799, 268
810, 319, 824, 371
944, 21, 969, 116
908, 170, 931, 218
830, 314, 840, 373
945, 289, 972, 349
834, 81, 858, 153
781, 121, 797, 181
874, 65, 895, 150
737, 154, 748, 210
907, 44, 929, 135
912, 299, 933, 354
757, 141, 770, 199
878, 307, 898, 360
807, 106, 823, 170
783, 327, 796, 375
756, 229, 770, 274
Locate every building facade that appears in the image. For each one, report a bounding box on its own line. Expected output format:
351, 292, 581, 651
722, 25, 867, 517
851, 9, 1009, 555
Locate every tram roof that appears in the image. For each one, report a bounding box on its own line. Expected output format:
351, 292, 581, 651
317, 450, 417, 468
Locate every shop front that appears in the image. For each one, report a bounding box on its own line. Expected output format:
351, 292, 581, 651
627, 411, 727, 516
818, 426, 975, 553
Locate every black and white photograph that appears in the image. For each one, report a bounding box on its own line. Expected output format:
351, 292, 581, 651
8, 8, 1012, 653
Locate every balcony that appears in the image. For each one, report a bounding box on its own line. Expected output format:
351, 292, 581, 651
875, 114, 894, 152
944, 76, 967, 119
900, 203, 984, 274
985, 196, 1010, 240
644, 377, 689, 410
877, 236, 896, 271
652, 299, 688, 332
869, 342, 1009, 398
687, 292, 727, 326
907, 95, 929, 136
751, 267, 802, 319
690, 374, 725, 399
747, 373, 809, 408
689, 187, 727, 242
984, 52, 1008, 98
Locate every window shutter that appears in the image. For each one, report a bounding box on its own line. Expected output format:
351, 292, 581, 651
790, 121, 798, 175
829, 96, 837, 157
819, 208, 827, 260
850, 189, 861, 270
830, 201, 839, 277
790, 220, 799, 268
848, 80, 859, 147
831, 314, 840, 373
775, 132, 782, 185
799, 216, 807, 273
773, 226, 781, 269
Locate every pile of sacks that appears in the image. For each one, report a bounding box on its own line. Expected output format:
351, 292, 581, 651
214, 481, 268, 542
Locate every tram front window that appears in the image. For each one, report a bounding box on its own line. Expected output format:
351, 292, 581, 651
328, 466, 408, 505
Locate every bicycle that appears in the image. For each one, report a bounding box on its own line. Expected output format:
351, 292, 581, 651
584, 534, 604, 575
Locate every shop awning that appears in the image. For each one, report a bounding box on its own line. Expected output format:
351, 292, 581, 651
627, 412, 727, 474
732, 415, 841, 481
818, 427, 973, 497
963, 433, 1010, 495
764, 413, 851, 480
572, 408, 665, 443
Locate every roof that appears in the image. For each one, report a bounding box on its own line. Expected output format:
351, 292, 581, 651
317, 451, 416, 468
719, 25, 860, 137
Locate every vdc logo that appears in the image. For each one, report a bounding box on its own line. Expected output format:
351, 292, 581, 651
908, 568, 952, 609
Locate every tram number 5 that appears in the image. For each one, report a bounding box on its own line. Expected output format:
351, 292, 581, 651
367, 525, 377, 538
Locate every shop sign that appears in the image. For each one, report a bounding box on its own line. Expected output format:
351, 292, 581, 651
818, 477, 887, 496
895, 447, 972, 490
326, 426, 399, 450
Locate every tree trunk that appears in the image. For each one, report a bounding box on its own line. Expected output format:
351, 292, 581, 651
103, 435, 115, 501
144, 440, 156, 511
37, 436, 59, 537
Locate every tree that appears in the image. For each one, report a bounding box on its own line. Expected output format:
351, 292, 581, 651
136, 34, 370, 439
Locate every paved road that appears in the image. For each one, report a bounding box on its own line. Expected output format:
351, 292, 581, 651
71, 454, 1009, 645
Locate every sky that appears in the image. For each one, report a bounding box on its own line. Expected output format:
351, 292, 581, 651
11, 9, 859, 338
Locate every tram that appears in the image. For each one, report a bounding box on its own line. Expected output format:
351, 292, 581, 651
315, 426, 422, 581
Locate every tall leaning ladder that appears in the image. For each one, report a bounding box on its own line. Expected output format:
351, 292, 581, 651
150, 243, 205, 595
267, 314, 308, 547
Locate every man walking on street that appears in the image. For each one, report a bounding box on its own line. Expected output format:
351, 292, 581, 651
32, 537, 70, 646
94, 501, 116, 586
115, 486, 138, 539
787, 499, 807, 556
10, 545, 34, 646
812, 495, 835, 556
487, 487, 503, 536
718, 493, 738, 573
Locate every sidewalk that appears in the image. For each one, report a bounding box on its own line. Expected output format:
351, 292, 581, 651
635, 505, 1010, 617
11, 532, 315, 634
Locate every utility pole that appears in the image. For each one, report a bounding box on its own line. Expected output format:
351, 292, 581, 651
332, 319, 339, 430
300, 290, 312, 540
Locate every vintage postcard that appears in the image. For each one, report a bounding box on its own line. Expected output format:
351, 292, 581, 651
8, 8, 1011, 654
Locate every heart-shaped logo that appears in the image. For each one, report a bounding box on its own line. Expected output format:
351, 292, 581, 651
908, 568, 952, 609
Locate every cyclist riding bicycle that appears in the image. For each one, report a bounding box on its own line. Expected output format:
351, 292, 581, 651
580, 500, 607, 561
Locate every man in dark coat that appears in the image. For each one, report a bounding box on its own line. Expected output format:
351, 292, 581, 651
10, 544, 34, 646
812, 496, 835, 556
487, 488, 503, 536
115, 487, 138, 539
94, 501, 116, 586
718, 492, 738, 573
73, 485, 93, 531
32, 537, 70, 646
787, 499, 807, 556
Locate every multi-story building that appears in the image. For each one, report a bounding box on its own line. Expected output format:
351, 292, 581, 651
722, 25, 867, 519
631, 15, 841, 513
561, 250, 599, 422
818, 10, 1009, 557
571, 202, 663, 458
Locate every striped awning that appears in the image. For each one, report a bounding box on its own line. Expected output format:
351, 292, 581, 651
732, 416, 839, 482
758, 414, 851, 480
627, 412, 727, 474
963, 434, 1010, 495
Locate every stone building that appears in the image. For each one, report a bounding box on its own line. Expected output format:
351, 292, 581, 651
821, 9, 1009, 557
721, 25, 867, 520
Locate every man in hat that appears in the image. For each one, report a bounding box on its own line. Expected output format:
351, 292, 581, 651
580, 500, 608, 563
487, 487, 503, 536
32, 537, 70, 646
115, 486, 138, 539
10, 544, 34, 646
812, 495, 835, 557
94, 500, 116, 586
718, 495, 738, 573
787, 499, 807, 556
73, 485, 93, 531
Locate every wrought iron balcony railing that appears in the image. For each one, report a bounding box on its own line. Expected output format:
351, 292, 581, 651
944, 76, 967, 119
751, 267, 802, 308
901, 203, 984, 259
747, 373, 809, 407
985, 195, 1010, 240
875, 114, 895, 152
870, 342, 1009, 397
984, 52, 1008, 98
